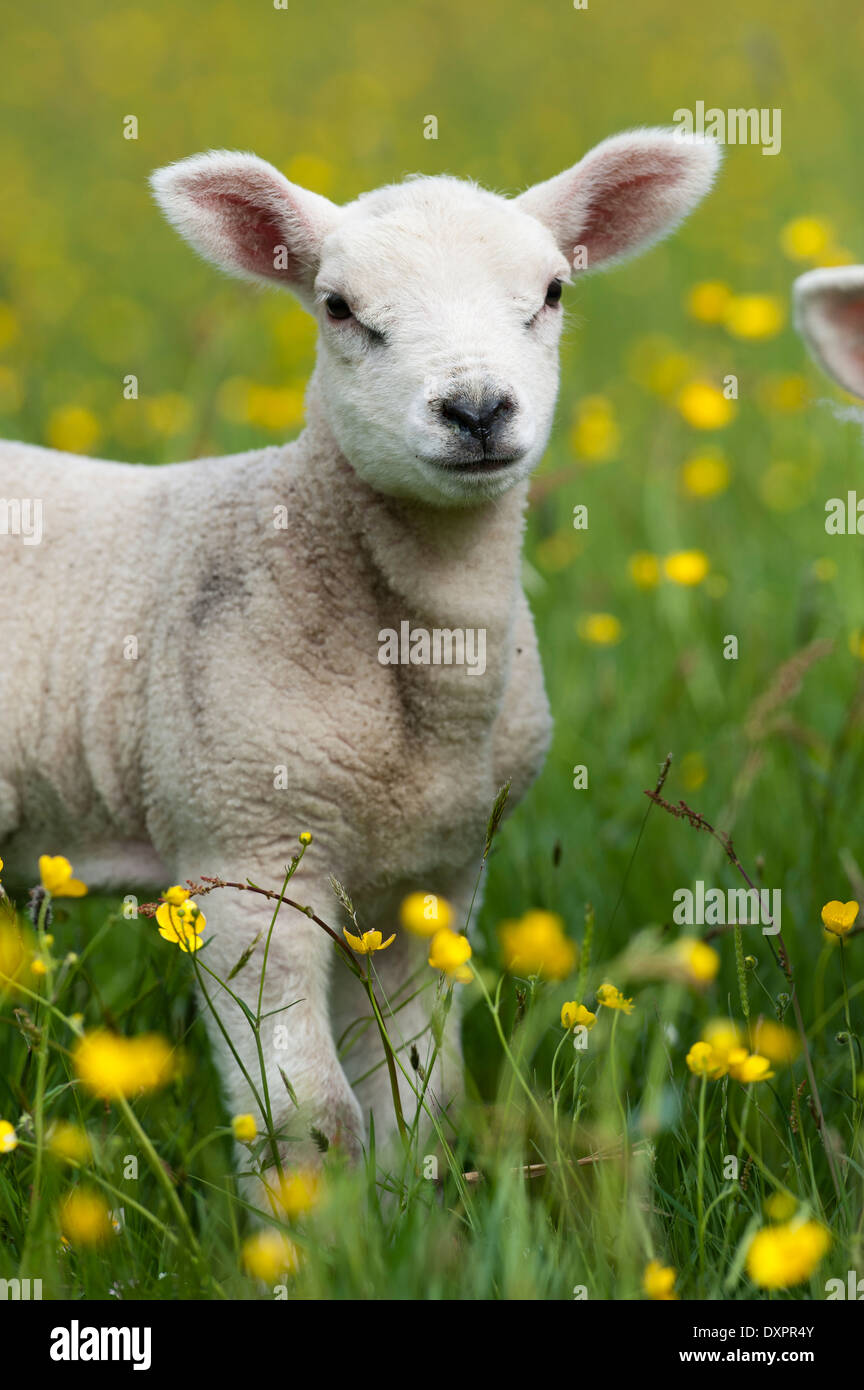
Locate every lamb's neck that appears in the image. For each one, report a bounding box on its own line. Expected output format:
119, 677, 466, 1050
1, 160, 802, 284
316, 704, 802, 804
297, 379, 529, 630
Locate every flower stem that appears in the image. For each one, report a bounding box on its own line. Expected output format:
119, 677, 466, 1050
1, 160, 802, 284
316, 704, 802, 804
21, 894, 52, 1273
193, 957, 283, 1183
470, 963, 547, 1131
696, 1073, 707, 1292
840, 939, 859, 1119
116, 1093, 203, 1265
364, 965, 409, 1148
256, 861, 299, 1025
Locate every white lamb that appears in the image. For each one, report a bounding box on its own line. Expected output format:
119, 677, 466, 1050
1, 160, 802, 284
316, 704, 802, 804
0, 129, 719, 1171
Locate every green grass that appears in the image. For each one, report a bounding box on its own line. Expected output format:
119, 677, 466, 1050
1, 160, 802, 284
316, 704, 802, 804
2, 0, 864, 1301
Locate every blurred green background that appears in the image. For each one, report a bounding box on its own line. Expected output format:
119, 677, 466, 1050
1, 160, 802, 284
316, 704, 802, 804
2, 0, 864, 1100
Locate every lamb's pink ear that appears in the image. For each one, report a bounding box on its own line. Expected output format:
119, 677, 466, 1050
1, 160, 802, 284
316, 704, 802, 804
794, 266, 864, 399
516, 128, 720, 272
150, 150, 340, 303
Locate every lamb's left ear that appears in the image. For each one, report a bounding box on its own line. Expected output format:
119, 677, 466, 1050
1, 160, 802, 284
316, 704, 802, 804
150, 150, 341, 305
794, 266, 864, 399
516, 127, 721, 271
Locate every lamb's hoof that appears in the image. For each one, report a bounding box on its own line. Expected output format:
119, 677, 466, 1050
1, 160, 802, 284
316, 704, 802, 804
241, 1092, 365, 1210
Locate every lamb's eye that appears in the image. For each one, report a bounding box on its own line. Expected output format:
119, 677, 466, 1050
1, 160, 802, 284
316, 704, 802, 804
545, 279, 563, 306
325, 294, 352, 320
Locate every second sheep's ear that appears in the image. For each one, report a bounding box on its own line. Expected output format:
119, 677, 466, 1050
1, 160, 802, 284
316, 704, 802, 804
150, 150, 341, 306
794, 266, 864, 400
516, 127, 721, 273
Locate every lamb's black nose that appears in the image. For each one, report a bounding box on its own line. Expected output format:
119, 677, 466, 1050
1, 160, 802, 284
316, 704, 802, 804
440, 393, 512, 441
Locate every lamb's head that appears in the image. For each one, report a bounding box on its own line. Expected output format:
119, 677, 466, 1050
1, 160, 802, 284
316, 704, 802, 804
795, 265, 864, 400
152, 130, 719, 505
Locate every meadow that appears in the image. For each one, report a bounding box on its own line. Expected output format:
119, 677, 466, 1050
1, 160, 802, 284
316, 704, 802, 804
1, 0, 864, 1302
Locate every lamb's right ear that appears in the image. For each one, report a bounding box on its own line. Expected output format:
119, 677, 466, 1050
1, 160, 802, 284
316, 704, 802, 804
794, 266, 864, 399
516, 128, 720, 272
150, 150, 341, 304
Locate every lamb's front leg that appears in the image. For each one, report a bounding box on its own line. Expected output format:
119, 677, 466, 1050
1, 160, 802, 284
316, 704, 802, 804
182, 857, 365, 1185
332, 876, 476, 1155
348, 935, 465, 1151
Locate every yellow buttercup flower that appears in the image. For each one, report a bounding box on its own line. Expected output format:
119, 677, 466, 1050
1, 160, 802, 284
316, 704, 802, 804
686, 280, 731, 324
746, 1220, 830, 1289
47, 405, 102, 456
681, 449, 730, 499
400, 892, 454, 938
677, 380, 736, 430
0, 1119, 17, 1154
675, 937, 720, 985
686, 1041, 726, 1078
680, 751, 707, 791
627, 335, 693, 398
751, 1020, 800, 1065
701, 1019, 743, 1067
596, 982, 634, 1014
648, 353, 693, 398
577, 612, 622, 646
628, 552, 661, 590
643, 1258, 677, 1300
663, 550, 710, 586
758, 373, 808, 413
162, 884, 190, 906
49, 1122, 92, 1164
298, 831, 313, 845
727, 1047, 774, 1083
764, 1191, 798, 1223
73, 1030, 176, 1099
231, 1113, 257, 1143
147, 392, 193, 437
156, 894, 205, 953
780, 217, 834, 262
60, 1189, 112, 1246
0, 912, 31, 986
428, 928, 472, 981
570, 395, 620, 463
500, 910, 576, 980
561, 1001, 596, 1031
245, 384, 305, 432
278, 1168, 320, 1219
242, 1230, 300, 1282
535, 531, 582, 573
343, 927, 395, 955
820, 900, 858, 937
39, 855, 87, 898
724, 294, 785, 341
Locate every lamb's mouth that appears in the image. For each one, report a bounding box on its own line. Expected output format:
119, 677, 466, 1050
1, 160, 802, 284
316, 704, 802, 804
429, 454, 521, 475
